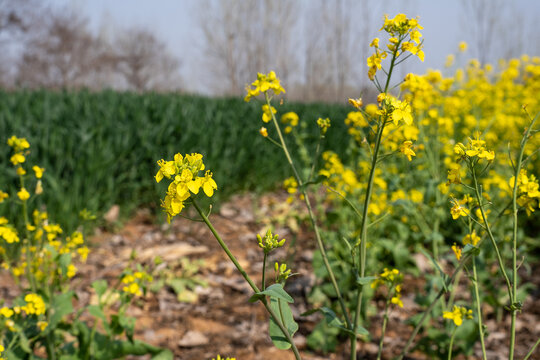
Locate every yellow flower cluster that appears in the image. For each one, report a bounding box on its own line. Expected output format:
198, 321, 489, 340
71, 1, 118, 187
367, 14, 424, 80
121, 271, 153, 296
0, 217, 19, 244
257, 229, 285, 254
275, 262, 292, 283
454, 134, 495, 161
7, 135, 30, 166
262, 104, 276, 123
281, 111, 299, 134
155, 153, 217, 222
463, 230, 481, 246
510, 169, 540, 215
244, 71, 285, 102
371, 268, 404, 308
450, 198, 470, 220
344, 111, 369, 143
399, 141, 416, 161
316, 117, 331, 134
443, 305, 473, 326
4, 209, 88, 281
212, 355, 236, 360
22, 293, 46, 315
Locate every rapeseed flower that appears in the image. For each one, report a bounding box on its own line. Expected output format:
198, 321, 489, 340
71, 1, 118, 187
155, 153, 217, 222
244, 71, 285, 102
257, 229, 285, 254
17, 188, 30, 201
443, 305, 473, 326
399, 140, 416, 161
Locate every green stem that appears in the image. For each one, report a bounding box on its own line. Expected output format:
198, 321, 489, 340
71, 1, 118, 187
472, 257, 488, 360
262, 253, 267, 291
397, 254, 470, 360
265, 94, 352, 331
448, 327, 457, 360
509, 110, 538, 360
377, 297, 391, 360
523, 337, 540, 360
352, 41, 400, 360
470, 165, 513, 300
192, 199, 302, 360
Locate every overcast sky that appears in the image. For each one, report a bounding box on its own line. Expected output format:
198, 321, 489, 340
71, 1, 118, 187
47, 0, 540, 94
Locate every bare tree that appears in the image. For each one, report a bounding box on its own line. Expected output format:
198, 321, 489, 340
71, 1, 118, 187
0, 0, 42, 87
114, 26, 181, 92
198, 0, 299, 96
460, 0, 507, 64
16, 8, 112, 89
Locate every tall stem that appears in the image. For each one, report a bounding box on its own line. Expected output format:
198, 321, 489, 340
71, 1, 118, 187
447, 327, 457, 360
508, 110, 538, 360
191, 200, 302, 360
397, 255, 470, 360
351, 42, 399, 360
376, 298, 391, 360
472, 257, 488, 360
265, 94, 352, 331
470, 167, 513, 299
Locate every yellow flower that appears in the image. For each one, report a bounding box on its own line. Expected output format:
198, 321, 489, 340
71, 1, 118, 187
212, 356, 236, 360
7, 135, 30, 152
10, 153, 25, 165
391, 100, 413, 126
443, 305, 473, 326
23, 293, 46, 315
0, 190, 8, 203
67, 264, 77, 278
262, 104, 277, 123
37, 321, 48, 331
201, 171, 218, 197
447, 163, 462, 184
0, 307, 14, 318
451, 243, 462, 260
17, 188, 30, 201
244, 71, 285, 102
450, 198, 469, 220
317, 118, 331, 134
259, 127, 268, 137
458, 41, 467, 52
348, 98, 363, 109
32, 166, 45, 179
281, 112, 299, 127
399, 141, 416, 161
463, 231, 480, 246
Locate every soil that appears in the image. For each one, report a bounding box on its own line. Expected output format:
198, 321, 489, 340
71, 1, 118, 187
2, 192, 539, 359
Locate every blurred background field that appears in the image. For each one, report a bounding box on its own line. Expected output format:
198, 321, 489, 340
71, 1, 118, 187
0, 91, 354, 231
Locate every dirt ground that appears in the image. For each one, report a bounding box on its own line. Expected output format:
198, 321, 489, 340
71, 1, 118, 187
2, 192, 539, 359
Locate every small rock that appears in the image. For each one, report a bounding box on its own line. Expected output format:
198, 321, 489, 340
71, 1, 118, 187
178, 330, 209, 347
104, 205, 120, 223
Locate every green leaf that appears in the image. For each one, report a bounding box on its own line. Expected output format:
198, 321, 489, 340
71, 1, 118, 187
87, 305, 110, 335
92, 280, 108, 298
356, 275, 377, 286
48, 291, 74, 330
299, 174, 326, 192
257, 283, 294, 303
248, 293, 264, 303
151, 349, 174, 360
462, 244, 480, 256
268, 297, 298, 350
18, 332, 32, 353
